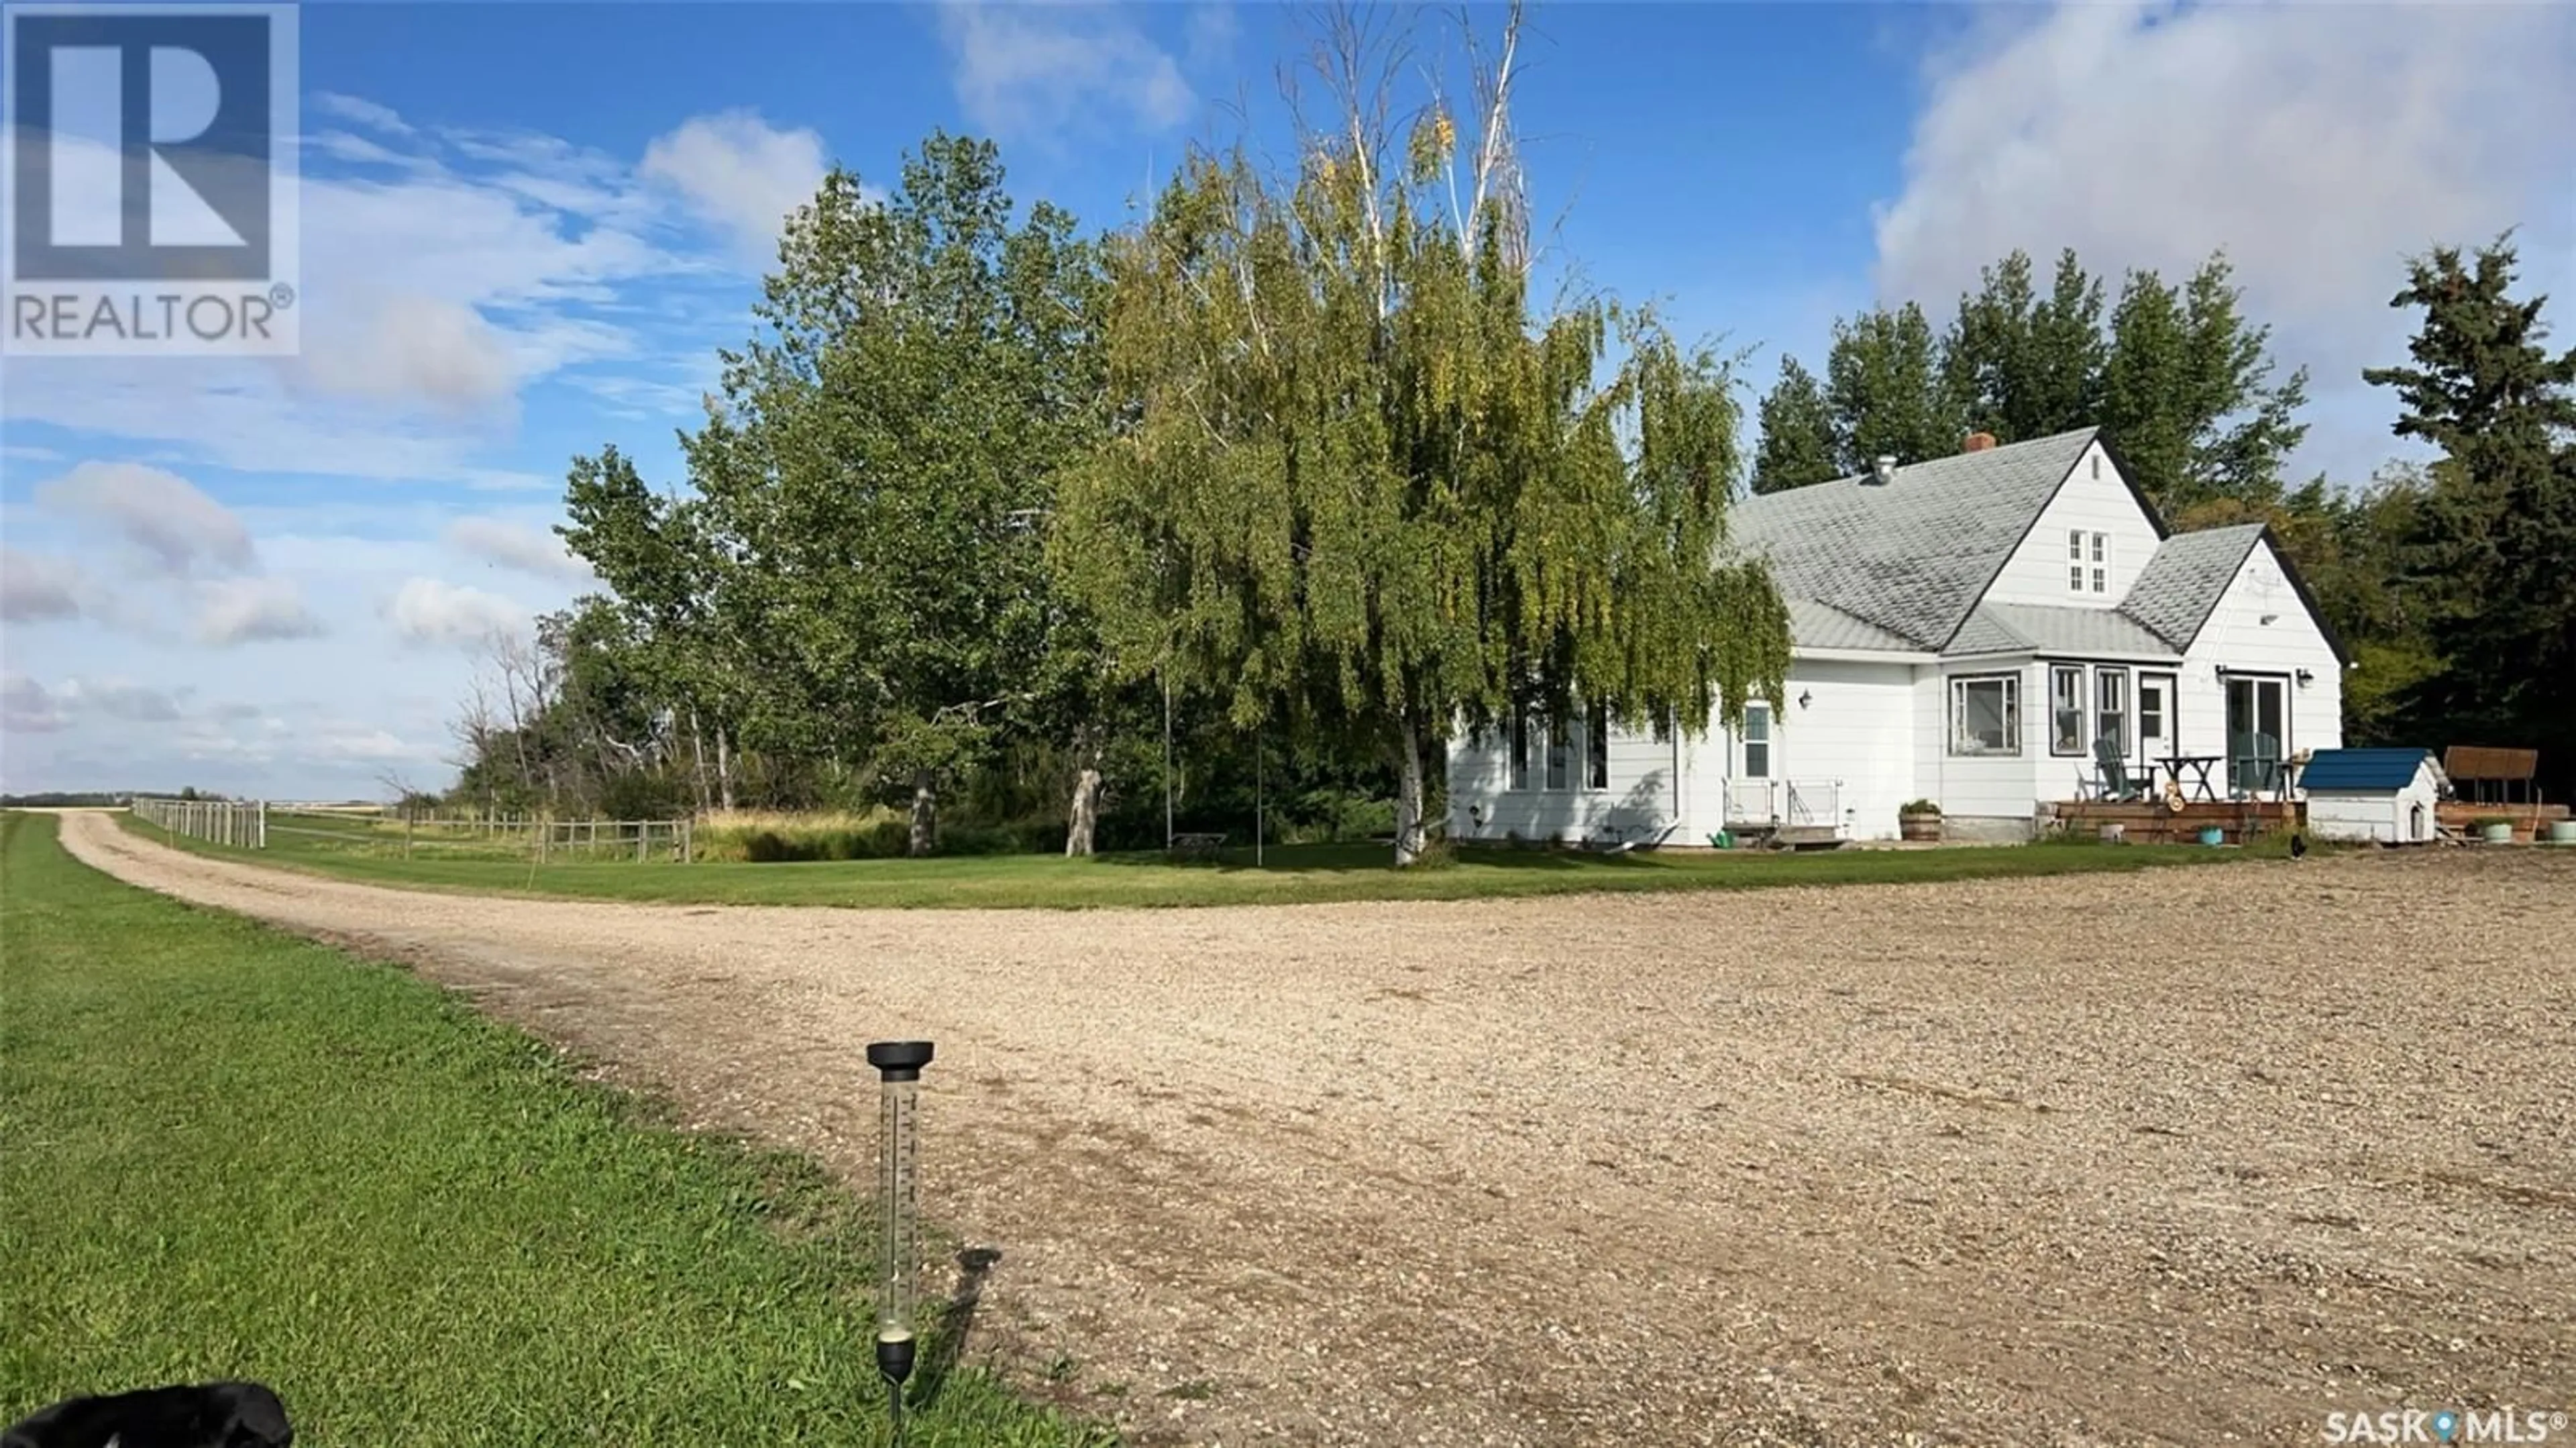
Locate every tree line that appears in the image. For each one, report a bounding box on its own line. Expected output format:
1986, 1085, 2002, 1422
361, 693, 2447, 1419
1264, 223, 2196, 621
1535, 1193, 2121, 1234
443, 13, 2576, 853
447, 9, 1788, 864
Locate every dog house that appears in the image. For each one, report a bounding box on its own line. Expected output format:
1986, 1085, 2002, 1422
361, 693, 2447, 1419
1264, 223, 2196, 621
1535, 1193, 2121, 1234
2302, 747, 2447, 844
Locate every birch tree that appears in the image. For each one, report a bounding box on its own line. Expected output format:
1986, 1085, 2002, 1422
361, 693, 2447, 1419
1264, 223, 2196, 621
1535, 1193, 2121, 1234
1053, 5, 1788, 866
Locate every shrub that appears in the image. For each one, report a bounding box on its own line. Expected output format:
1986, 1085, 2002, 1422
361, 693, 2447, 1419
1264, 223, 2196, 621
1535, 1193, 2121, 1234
1901, 799, 1941, 815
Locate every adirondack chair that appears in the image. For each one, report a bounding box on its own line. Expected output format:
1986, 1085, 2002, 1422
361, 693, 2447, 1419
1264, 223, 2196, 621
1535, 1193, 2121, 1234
2231, 733, 2284, 797
2090, 735, 2147, 802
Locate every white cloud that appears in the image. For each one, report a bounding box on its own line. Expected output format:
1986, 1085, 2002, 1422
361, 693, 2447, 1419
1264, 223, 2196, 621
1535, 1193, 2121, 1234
936, 3, 1195, 140
444, 515, 595, 583
305, 295, 522, 412
34, 462, 256, 576
1872, 0, 2576, 479
314, 727, 425, 762
56, 677, 183, 723
641, 111, 832, 264
2, 548, 87, 622
195, 577, 327, 645
385, 576, 531, 649
313, 91, 415, 136
2, 674, 66, 734
1, 101, 720, 486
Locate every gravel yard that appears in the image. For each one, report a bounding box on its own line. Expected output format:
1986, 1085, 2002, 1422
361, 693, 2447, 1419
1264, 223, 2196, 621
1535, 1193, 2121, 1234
58, 812, 2576, 1447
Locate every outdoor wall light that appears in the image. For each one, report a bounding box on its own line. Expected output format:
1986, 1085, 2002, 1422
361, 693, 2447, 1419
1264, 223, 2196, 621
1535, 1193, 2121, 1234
1798, 690, 1813, 710
2296, 668, 2314, 686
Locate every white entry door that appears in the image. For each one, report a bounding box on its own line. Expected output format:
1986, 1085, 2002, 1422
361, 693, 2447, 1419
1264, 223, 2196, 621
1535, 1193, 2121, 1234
2139, 672, 2176, 768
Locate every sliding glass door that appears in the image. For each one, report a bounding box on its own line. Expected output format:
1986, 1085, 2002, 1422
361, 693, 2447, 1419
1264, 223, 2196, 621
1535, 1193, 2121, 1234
2226, 674, 2288, 794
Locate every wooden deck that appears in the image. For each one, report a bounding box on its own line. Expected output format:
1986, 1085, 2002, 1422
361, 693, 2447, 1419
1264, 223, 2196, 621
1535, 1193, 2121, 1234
2054, 798, 2300, 845
2437, 800, 2569, 843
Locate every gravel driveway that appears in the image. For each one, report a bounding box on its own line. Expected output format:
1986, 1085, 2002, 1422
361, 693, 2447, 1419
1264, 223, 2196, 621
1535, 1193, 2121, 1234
58, 812, 2576, 1446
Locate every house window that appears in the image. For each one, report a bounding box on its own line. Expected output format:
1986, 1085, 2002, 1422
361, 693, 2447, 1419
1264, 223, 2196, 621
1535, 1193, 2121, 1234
2097, 668, 2129, 753
1741, 704, 1771, 778
1509, 715, 1533, 790
1949, 674, 2020, 756
2139, 679, 2167, 745
1585, 703, 1610, 790
2070, 565, 2086, 592
2050, 665, 2086, 755
2086, 533, 2110, 593
1544, 716, 1572, 791
2092, 566, 2108, 593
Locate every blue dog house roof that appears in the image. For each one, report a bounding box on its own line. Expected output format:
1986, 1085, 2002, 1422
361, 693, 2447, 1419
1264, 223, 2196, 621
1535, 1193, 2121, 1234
2300, 747, 2436, 792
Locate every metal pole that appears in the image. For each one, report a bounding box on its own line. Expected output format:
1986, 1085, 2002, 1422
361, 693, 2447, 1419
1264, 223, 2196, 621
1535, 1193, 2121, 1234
1163, 670, 1174, 850
1255, 729, 1265, 868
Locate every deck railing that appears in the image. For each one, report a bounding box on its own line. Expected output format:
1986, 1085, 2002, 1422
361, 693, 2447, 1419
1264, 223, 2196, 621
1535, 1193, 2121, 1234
1725, 778, 1844, 835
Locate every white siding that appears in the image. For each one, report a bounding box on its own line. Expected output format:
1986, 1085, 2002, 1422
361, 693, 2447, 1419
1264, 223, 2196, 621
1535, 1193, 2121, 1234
1445, 713, 1684, 845
1929, 660, 2045, 835
2174, 537, 2345, 773
2309, 763, 2440, 843
1984, 441, 2163, 610
1763, 660, 1916, 839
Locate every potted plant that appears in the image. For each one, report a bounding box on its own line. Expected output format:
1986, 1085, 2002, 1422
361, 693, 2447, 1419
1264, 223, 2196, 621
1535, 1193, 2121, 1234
1898, 799, 1941, 843
2472, 817, 2516, 843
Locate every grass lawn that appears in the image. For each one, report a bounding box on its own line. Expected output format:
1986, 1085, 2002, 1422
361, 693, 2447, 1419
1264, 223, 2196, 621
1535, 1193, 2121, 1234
0, 813, 1111, 1447
113, 807, 2273, 910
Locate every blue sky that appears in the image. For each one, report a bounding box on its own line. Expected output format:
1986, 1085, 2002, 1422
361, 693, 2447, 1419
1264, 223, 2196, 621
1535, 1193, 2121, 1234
5, 1, 2572, 798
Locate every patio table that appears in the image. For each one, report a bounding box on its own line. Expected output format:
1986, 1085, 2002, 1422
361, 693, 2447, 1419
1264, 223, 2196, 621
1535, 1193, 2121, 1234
2160, 755, 2222, 803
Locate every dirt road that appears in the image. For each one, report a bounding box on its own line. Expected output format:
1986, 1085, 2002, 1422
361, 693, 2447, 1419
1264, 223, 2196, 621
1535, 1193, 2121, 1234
56, 813, 2576, 1446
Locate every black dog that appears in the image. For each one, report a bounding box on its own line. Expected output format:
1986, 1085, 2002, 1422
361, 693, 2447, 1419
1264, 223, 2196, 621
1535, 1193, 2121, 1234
1, 1380, 291, 1448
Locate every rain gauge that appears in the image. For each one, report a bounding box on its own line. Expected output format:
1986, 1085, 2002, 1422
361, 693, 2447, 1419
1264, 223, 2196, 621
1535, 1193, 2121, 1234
866, 1039, 934, 1444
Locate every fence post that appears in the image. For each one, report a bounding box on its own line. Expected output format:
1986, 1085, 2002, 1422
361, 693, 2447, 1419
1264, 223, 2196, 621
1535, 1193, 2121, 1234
258, 800, 268, 849
405, 815, 415, 860
637, 822, 648, 863
682, 817, 692, 865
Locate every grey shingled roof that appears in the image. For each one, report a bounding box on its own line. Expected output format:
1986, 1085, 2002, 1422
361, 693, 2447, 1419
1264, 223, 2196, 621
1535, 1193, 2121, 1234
1954, 601, 2181, 658
2118, 524, 2263, 651
1730, 428, 2100, 652
1784, 597, 1921, 653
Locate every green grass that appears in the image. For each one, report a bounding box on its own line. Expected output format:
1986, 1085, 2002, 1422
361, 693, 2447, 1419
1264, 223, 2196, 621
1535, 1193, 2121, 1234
0, 813, 1112, 1447
115, 808, 2270, 911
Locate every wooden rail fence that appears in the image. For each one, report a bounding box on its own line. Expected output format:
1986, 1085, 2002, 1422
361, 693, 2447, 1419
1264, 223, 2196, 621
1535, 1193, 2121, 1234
131, 796, 266, 848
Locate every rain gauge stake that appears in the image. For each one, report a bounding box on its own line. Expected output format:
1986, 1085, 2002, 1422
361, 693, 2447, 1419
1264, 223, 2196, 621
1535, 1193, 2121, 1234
867, 1040, 934, 1445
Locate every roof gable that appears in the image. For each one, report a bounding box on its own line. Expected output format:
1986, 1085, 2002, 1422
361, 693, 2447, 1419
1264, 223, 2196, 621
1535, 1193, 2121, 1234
1729, 428, 2099, 652
2118, 525, 2265, 650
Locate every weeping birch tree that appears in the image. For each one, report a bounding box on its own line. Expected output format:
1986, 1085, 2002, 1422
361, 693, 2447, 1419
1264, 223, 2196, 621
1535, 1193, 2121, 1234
1053, 6, 1788, 866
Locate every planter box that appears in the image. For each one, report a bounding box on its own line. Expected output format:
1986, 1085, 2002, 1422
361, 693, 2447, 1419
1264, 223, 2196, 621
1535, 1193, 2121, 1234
1898, 812, 1941, 843
2478, 823, 2515, 843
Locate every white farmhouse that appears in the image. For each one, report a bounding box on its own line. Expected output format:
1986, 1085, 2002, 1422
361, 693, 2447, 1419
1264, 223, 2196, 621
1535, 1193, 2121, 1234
1446, 427, 2350, 844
